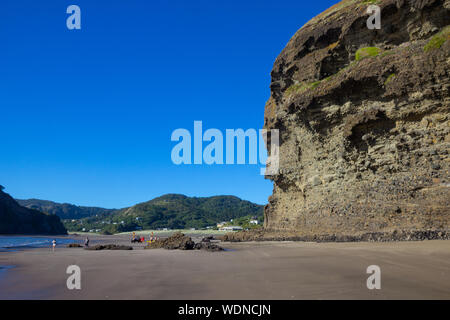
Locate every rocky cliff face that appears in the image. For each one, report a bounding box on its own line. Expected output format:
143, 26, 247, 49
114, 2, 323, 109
0, 188, 67, 235
263, 0, 449, 237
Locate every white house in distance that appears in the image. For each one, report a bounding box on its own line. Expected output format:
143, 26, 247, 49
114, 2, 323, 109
249, 219, 259, 225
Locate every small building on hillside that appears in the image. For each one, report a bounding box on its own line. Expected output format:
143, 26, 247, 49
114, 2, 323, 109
217, 222, 228, 228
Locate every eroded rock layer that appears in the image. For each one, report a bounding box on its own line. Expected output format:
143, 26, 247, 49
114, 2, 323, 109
263, 0, 450, 236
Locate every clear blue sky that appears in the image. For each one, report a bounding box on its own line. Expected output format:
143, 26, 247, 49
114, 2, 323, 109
0, 0, 337, 208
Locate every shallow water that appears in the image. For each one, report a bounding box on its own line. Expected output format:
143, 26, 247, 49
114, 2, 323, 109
0, 265, 14, 274
0, 236, 75, 251
0, 236, 77, 282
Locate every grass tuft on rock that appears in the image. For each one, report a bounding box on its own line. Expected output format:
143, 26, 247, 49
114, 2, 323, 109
424, 26, 450, 52
285, 81, 321, 97
355, 47, 381, 61
361, 0, 379, 4
384, 73, 396, 86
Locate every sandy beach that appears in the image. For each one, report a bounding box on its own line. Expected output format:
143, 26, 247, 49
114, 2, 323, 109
0, 235, 449, 300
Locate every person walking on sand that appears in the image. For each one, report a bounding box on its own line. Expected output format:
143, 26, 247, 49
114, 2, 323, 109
52, 239, 56, 252
84, 236, 90, 248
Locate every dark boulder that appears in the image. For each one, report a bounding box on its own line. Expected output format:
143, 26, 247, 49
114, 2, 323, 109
146, 232, 224, 251
194, 242, 224, 252
146, 232, 195, 250
67, 243, 83, 248
85, 244, 133, 250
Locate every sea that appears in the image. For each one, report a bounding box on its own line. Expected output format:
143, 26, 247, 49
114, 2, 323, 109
0, 236, 77, 280
0, 236, 75, 252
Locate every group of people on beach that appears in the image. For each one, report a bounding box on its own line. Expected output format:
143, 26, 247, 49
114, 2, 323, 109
131, 232, 158, 244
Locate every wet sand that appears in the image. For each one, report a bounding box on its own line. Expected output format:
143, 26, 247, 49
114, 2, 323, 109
0, 237, 449, 299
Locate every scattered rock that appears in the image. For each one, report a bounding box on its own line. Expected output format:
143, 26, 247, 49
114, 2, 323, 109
67, 243, 83, 248
308, 176, 322, 187
145, 232, 224, 251
431, 163, 441, 170
194, 242, 224, 252
85, 244, 133, 251
223, 229, 450, 243
201, 236, 216, 242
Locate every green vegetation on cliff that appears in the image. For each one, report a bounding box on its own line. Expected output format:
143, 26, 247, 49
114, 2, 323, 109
285, 81, 321, 97
424, 26, 450, 52
355, 47, 381, 61
384, 73, 396, 85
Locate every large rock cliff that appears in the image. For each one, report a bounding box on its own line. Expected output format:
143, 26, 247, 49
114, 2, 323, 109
261, 0, 449, 238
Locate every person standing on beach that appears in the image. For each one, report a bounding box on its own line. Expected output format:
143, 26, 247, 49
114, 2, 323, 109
52, 239, 56, 252
85, 237, 90, 248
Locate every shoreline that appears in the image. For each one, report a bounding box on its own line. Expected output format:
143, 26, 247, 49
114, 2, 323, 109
0, 235, 79, 252
0, 264, 16, 287
0, 265, 15, 277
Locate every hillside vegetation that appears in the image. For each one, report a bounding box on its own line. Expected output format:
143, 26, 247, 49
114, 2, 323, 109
17, 199, 117, 220
62, 194, 263, 234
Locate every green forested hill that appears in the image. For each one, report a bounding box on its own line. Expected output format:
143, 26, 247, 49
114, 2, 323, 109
16, 199, 117, 220
0, 186, 67, 235
63, 194, 264, 233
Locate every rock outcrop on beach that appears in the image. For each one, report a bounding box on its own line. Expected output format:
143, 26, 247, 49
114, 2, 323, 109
85, 244, 133, 250
146, 232, 224, 251
146, 232, 195, 250
260, 0, 449, 239
0, 187, 67, 235
194, 236, 225, 251
67, 243, 83, 248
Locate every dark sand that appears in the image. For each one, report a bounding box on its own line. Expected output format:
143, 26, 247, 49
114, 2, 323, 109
0, 236, 449, 299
